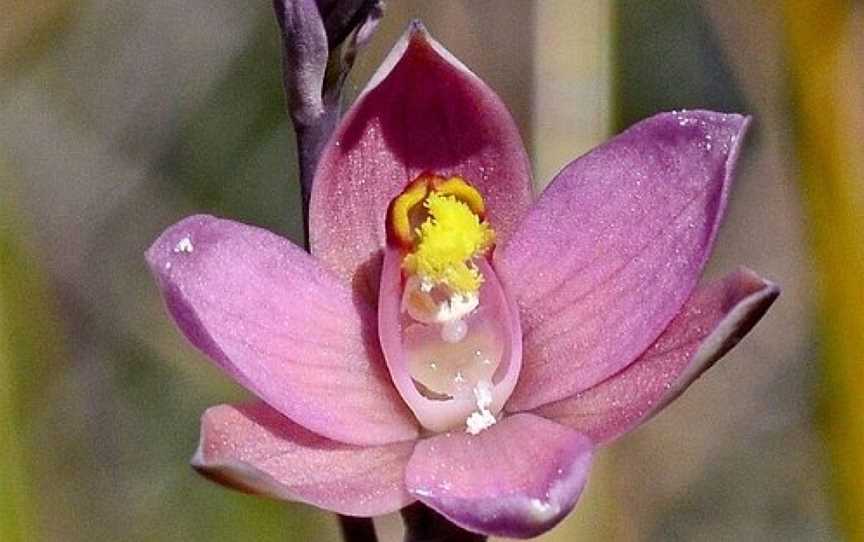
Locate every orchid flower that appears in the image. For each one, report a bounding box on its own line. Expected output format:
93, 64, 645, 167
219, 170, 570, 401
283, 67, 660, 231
146, 23, 779, 539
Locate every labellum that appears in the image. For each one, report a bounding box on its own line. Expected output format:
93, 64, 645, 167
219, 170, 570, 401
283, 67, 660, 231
378, 174, 522, 434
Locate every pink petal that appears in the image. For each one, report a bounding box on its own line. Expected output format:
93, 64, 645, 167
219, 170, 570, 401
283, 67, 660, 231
405, 413, 593, 539
192, 402, 416, 516
378, 246, 522, 433
146, 215, 418, 445
535, 268, 779, 445
310, 22, 533, 304
498, 110, 751, 411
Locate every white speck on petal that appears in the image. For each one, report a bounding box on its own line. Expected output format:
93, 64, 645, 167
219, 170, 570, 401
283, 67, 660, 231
465, 381, 496, 434
528, 498, 559, 522
466, 410, 496, 435
174, 236, 194, 254
473, 381, 493, 410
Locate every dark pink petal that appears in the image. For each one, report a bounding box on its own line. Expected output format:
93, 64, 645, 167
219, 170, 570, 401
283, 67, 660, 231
498, 110, 750, 411
405, 414, 593, 539
146, 215, 418, 445
192, 402, 415, 516
535, 268, 779, 445
310, 22, 533, 304
378, 246, 522, 432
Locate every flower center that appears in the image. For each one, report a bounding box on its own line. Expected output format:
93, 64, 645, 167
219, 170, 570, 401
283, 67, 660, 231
385, 173, 509, 433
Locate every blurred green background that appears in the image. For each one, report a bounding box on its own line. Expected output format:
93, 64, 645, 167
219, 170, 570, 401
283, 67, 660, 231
1, 1, 861, 540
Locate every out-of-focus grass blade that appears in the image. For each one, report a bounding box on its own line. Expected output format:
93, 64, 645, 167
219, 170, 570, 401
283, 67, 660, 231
1, 2, 77, 535
158, 19, 303, 240
0, 162, 56, 542
0, 0, 73, 75
0, 247, 36, 539
783, 2, 864, 540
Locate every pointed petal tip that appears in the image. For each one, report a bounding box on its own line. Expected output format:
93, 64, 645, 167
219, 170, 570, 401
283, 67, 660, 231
716, 267, 780, 321
734, 265, 781, 297
145, 214, 212, 274
190, 404, 285, 497
363, 18, 475, 97
668, 109, 753, 153
711, 267, 780, 347
190, 439, 205, 469
407, 19, 428, 37
339, 14, 514, 119
191, 435, 284, 499
191, 404, 305, 500
353, 21, 419, 107
650, 110, 752, 147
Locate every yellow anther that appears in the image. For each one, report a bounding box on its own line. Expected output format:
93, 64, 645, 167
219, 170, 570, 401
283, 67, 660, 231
387, 174, 496, 295
402, 191, 495, 294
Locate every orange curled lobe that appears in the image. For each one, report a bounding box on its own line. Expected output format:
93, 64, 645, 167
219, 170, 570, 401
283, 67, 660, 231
387, 173, 487, 250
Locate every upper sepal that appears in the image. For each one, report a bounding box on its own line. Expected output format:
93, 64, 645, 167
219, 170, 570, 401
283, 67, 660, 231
309, 22, 533, 304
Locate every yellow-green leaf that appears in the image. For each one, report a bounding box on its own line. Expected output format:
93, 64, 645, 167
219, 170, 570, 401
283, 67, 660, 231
784, 2, 864, 539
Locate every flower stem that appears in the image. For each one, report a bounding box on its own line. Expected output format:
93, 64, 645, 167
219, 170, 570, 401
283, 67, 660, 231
294, 107, 340, 243
338, 515, 378, 542
272, 0, 383, 245
400, 503, 486, 542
